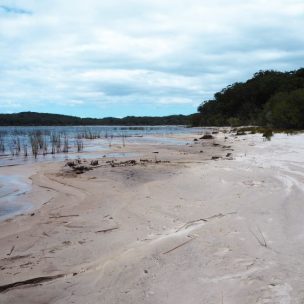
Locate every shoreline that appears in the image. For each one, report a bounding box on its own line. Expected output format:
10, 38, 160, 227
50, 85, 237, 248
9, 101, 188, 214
0, 130, 203, 220
0, 130, 304, 303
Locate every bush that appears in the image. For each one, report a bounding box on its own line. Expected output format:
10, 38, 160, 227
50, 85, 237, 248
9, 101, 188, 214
263, 89, 304, 129
262, 129, 274, 141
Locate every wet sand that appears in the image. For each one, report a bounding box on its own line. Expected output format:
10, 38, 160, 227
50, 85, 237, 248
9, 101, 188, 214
0, 130, 304, 303
0, 168, 35, 221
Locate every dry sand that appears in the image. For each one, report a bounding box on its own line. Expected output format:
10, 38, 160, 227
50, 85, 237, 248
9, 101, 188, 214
0, 130, 304, 303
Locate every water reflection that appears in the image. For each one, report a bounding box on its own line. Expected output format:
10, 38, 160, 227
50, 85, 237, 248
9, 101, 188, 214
0, 175, 32, 221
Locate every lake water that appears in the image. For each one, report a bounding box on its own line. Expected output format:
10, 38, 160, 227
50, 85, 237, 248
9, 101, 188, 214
0, 125, 202, 166
0, 125, 204, 220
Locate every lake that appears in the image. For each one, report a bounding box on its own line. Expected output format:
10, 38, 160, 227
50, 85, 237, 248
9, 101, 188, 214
0, 125, 205, 220
0, 125, 203, 166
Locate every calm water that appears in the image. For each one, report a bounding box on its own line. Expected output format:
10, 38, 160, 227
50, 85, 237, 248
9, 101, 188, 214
0, 125, 203, 220
0, 125, 195, 138
0, 125, 201, 166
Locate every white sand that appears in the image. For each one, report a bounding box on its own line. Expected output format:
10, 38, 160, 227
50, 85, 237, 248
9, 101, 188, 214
0, 131, 304, 303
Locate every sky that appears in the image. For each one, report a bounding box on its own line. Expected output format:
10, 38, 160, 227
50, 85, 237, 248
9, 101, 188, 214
0, 0, 304, 118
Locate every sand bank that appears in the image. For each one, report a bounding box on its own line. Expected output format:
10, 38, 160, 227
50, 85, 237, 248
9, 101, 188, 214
0, 130, 304, 303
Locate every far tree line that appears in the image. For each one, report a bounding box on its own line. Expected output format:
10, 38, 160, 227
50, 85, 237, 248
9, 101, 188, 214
0, 112, 193, 126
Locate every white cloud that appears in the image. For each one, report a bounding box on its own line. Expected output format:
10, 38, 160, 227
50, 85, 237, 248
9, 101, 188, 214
157, 97, 195, 105
0, 0, 303, 116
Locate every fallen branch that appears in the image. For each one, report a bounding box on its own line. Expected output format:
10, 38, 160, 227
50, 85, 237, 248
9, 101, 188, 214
162, 237, 195, 254
49, 214, 79, 219
200, 135, 213, 139
95, 227, 119, 233
206, 212, 237, 220
249, 226, 267, 248
0, 274, 64, 293
1, 254, 31, 262
176, 219, 207, 232
7, 246, 15, 256
107, 160, 137, 167
176, 212, 236, 232
257, 227, 267, 247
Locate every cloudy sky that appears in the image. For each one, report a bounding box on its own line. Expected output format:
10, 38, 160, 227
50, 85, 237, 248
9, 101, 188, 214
0, 0, 304, 117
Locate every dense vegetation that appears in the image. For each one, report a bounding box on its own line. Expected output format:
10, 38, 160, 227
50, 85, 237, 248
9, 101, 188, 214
192, 68, 304, 129
0, 112, 192, 126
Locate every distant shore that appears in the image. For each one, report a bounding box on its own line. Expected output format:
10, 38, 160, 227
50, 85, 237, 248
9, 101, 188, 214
0, 111, 193, 126
0, 130, 304, 303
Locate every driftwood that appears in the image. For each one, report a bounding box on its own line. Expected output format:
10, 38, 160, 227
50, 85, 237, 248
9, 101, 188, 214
140, 159, 152, 163
65, 161, 76, 168
90, 160, 99, 166
162, 237, 195, 254
107, 160, 137, 167
200, 134, 213, 139
65, 159, 97, 174
7, 246, 15, 256
163, 213, 236, 254
1, 254, 31, 262
0, 274, 64, 293
74, 165, 93, 174
95, 227, 119, 233
249, 226, 268, 248
176, 212, 235, 232
65, 159, 85, 167
49, 214, 79, 219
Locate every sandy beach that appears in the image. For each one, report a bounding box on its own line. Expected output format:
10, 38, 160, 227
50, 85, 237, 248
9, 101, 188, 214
0, 130, 304, 303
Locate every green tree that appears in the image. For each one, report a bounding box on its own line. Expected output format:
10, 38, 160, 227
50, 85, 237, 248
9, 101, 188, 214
263, 89, 304, 129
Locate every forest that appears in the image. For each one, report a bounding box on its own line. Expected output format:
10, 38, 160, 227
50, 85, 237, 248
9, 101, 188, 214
0, 112, 192, 126
192, 68, 304, 129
